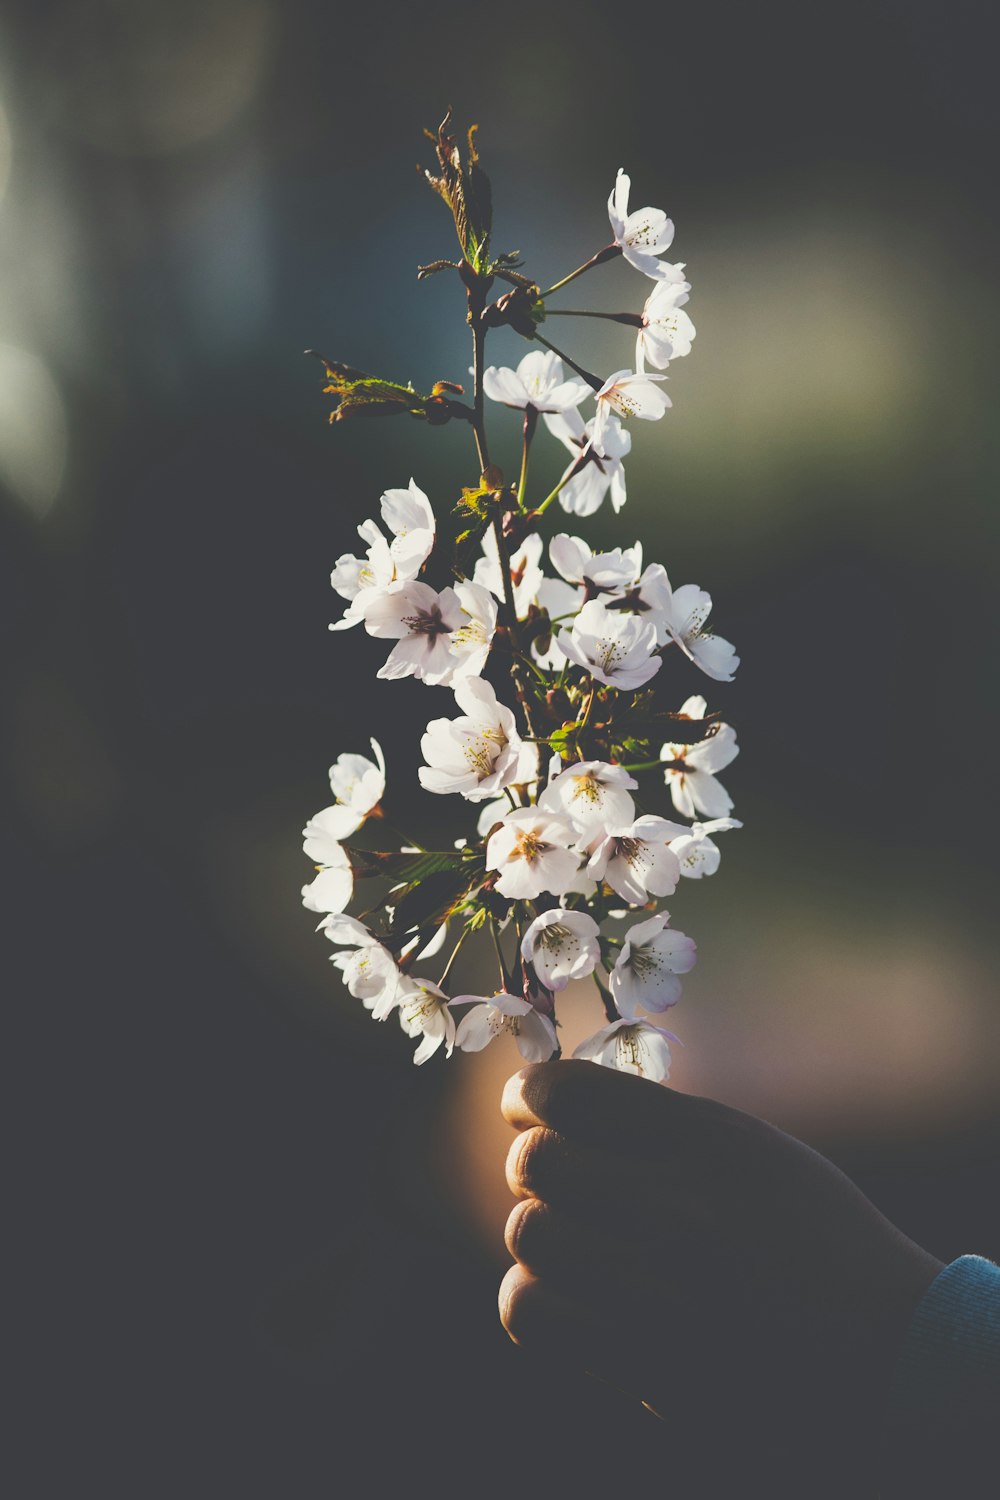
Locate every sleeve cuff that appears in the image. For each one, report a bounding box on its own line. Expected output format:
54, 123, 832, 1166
883, 1254, 1000, 1496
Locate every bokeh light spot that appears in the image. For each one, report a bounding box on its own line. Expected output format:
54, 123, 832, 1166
0, 344, 69, 519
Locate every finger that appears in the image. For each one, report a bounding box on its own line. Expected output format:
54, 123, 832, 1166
498, 1263, 654, 1403
501, 1060, 726, 1163
505, 1125, 717, 1236
504, 1197, 703, 1285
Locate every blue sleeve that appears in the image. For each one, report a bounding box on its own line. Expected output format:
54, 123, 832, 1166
883, 1254, 1000, 1496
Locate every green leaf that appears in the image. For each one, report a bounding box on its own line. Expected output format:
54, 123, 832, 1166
546, 723, 580, 756
387, 868, 477, 939
307, 353, 472, 427
418, 111, 493, 272
344, 847, 467, 882
454, 519, 490, 577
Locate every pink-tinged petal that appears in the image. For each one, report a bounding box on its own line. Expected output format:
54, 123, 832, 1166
689, 634, 740, 683
412, 1030, 445, 1065
549, 532, 591, 584
687, 724, 739, 775
632, 973, 683, 1013
543, 407, 587, 451
622, 207, 673, 254
608, 463, 628, 513
608, 168, 630, 239
537, 378, 592, 413
301, 865, 353, 914
518, 1010, 559, 1063
454, 1003, 497, 1053
673, 834, 722, 879
482, 365, 529, 407
664, 770, 698, 821
303, 804, 364, 854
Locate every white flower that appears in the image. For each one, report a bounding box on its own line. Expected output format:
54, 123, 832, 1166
586, 815, 688, 905
520, 908, 601, 992
474, 529, 544, 619
321, 914, 400, 1015
659, 582, 739, 682
660, 696, 739, 817
314, 738, 386, 840
636, 280, 696, 371
486, 807, 581, 900
328, 519, 397, 631
560, 599, 661, 690
395, 978, 456, 1065
419, 676, 523, 801
301, 823, 353, 914
672, 817, 743, 879
328, 481, 435, 633
549, 534, 642, 595
379, 478, 435, 578
609, 912, 697, 1019
482, 349, 591, 413
449, 580, 498, 679
592, 369, 671, 456
453, 992, 557, 1062
573, 1018, 678, 1082
607, 169, 683, 281
363, 580, 490, 686
531, 575, 584, 671
476, 796, 513, 839
543, 408, 630, 517
539, 759, 637, 838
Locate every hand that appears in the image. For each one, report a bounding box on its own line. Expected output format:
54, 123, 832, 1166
499, 1061, 942, 1493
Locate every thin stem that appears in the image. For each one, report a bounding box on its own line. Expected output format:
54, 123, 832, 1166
489, 915, 512, 993
593, 968, 620, 1024
535, 459, 580, 517
619, 758, 664, 773
492, 514, 522, 649
518, 653, 550, 686
545, 308, 643, 327
517, 405, 538, 509
532, 332, 602, 392
491, 511, 541, 741
438, 923, 472, 988
540, 244, 620, 298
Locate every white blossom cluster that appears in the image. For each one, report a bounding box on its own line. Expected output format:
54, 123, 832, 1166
302, 158, 742, 1084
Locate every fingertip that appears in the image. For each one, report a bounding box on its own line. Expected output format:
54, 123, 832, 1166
505, 1057, 695, 1154
504, 1195, 547, 1261
498, 1262, 534, 1339
501, 1063, 559, 1128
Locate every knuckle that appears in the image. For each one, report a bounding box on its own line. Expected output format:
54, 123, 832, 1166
497, 1263, 537, 1341
505, 1125, 561, 1197
504, 1196, 550, 1263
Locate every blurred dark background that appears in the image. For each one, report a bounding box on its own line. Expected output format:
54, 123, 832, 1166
4, 0, 998, 1493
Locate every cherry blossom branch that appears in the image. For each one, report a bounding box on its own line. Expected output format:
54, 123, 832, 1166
471, 316, 490, 473
303, 119, 737, 1084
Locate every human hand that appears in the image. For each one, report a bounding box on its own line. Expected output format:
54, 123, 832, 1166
499, 1062, 942, 1492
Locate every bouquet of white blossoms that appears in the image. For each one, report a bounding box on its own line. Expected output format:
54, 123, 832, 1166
302, 114, 741, 1082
